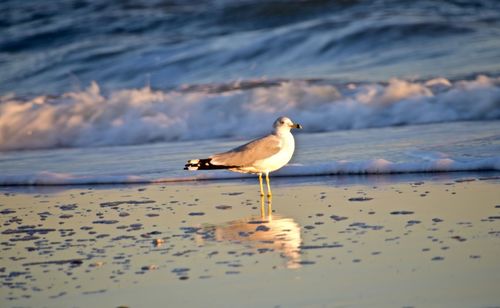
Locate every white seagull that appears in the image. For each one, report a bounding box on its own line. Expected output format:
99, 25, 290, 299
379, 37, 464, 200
184, 116, 302, 197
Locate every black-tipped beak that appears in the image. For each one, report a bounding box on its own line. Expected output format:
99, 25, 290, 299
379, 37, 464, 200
293, 123, 303, 129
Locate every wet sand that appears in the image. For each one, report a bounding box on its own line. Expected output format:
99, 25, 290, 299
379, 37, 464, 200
1, 175, 500, 307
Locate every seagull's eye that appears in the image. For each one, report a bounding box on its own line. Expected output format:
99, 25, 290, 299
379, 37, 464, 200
280, 121, 284, 124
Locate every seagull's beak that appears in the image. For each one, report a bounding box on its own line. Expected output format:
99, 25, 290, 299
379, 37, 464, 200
292, 123, 303, 129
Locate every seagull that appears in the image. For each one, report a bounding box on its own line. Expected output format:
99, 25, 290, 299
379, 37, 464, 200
184, 116, 302, 197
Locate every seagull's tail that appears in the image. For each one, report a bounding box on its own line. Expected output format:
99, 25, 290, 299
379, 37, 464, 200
184, 158, 234, 171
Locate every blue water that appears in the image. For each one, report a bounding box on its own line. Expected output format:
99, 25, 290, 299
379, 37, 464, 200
2, 0, 500, 95
1, 0, 500, 185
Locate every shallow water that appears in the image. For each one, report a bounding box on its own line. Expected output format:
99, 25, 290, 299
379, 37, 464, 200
1, 121, 499, 185
1, 0, 500, 154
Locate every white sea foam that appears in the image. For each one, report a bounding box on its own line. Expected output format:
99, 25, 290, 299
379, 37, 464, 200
278, 157, 500, 176
1, 75, 500, 151
1, 157, 498, 186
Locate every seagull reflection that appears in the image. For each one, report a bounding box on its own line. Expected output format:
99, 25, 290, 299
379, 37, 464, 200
196, 198, 302, 269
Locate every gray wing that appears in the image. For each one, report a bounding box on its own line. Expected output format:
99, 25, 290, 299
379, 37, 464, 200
210, 134, 282, 166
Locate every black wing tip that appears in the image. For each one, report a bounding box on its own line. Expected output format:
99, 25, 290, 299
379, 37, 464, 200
184, 158, 236, 171
184, 159, 202, 170
185, 158, 211, 170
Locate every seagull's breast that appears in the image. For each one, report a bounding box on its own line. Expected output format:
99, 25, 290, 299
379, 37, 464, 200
253, 132, 295, 173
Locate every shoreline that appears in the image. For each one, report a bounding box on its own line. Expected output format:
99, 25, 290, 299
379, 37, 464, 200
1, 170, 499, 190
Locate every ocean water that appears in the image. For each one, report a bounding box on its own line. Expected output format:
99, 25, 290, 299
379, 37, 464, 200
1, 0, 500, 185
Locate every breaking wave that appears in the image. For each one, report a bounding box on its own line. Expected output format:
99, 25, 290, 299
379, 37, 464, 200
1, 75, 500, 151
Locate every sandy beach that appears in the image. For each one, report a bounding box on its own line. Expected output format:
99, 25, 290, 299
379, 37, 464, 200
1, 174, 499, 307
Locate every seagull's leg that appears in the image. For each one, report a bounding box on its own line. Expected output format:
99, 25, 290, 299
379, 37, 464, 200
258, 173, 264, 197
265, 172, 272, 198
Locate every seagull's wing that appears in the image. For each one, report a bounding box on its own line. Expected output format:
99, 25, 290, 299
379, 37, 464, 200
210, 134, 282, 167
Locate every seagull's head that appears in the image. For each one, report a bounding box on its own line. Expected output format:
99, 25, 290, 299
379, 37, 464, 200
273, 116, 302, 131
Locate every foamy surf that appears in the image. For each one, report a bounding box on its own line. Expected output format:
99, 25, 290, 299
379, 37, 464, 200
1, 156, 499, 186
1, 75, 499, 151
